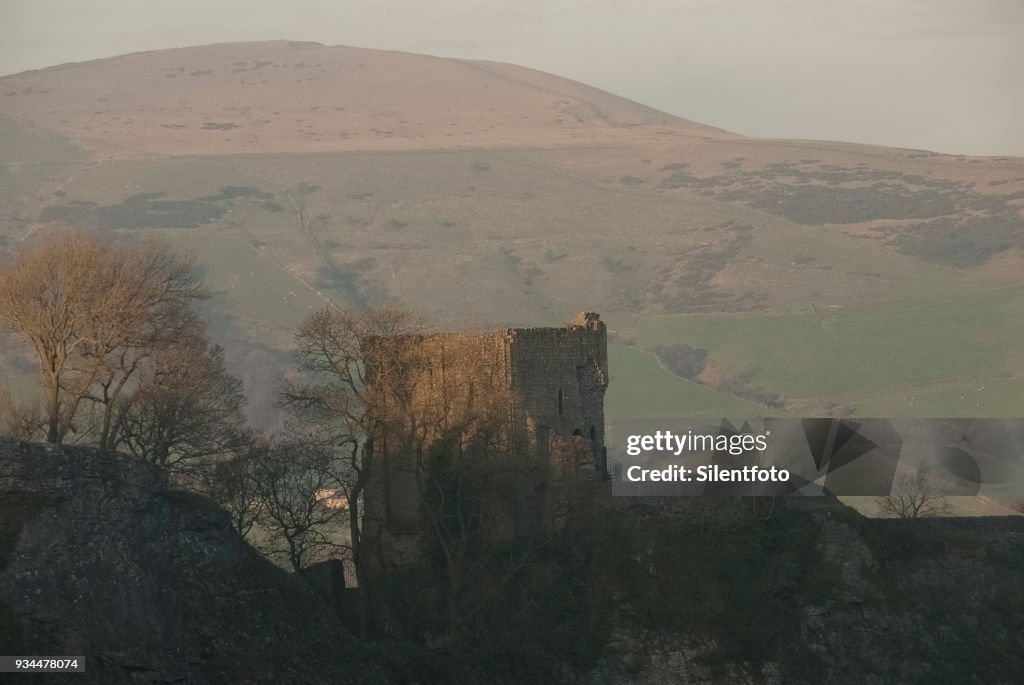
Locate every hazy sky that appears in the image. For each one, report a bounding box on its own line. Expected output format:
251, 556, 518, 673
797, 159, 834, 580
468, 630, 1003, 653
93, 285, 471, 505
1, 0, 1022, 156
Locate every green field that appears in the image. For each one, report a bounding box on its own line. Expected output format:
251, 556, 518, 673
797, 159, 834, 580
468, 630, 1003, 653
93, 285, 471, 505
605, 345, 777, 418
619, 285, 1024, 417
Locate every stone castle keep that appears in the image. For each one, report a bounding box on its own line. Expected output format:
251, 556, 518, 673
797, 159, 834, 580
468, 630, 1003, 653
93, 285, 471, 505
362, 312, 608, 577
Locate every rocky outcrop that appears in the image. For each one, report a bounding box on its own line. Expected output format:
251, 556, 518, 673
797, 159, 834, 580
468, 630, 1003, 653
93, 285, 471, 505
0, 440, 383, 685
579, 502, 1024, 685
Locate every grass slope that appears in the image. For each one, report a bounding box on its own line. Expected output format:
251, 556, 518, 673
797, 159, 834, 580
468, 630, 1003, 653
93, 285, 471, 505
626, 285, 1024, 416
605, 345, 774, 418
1, 42, 1022, 422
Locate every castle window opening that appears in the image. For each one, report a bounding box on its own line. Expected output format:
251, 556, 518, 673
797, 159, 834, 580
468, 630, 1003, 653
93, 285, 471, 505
558, 389, 564, 415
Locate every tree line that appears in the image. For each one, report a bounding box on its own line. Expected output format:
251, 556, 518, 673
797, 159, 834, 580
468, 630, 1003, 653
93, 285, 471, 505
0, 233, 382, 566
0, 230, 529, 644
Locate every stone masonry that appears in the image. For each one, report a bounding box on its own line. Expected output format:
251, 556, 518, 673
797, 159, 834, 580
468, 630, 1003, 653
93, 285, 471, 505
361, 312, 608, 578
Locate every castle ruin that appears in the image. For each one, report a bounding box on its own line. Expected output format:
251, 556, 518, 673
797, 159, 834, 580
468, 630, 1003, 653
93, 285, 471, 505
361, 312, 608, 578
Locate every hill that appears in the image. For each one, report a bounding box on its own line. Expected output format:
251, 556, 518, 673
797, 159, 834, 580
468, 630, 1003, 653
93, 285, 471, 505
1, 41, 1023, 423
0, 40, 730, 157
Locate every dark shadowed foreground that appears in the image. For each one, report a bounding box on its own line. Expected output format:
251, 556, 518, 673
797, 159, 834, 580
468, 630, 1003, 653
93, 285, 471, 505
0, 440, 389, 685
2, 439, 1024, 684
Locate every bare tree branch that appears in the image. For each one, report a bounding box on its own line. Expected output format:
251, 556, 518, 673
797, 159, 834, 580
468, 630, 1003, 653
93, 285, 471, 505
875, 468, 952, 519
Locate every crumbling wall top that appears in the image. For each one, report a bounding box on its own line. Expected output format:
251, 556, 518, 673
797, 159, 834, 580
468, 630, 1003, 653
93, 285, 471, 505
571, 312, 602, 330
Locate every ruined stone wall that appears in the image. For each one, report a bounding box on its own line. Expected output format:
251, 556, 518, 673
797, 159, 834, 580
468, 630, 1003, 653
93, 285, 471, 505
507, 312, 608, 474
362, 313, 608, 578
362, 331, 515, 578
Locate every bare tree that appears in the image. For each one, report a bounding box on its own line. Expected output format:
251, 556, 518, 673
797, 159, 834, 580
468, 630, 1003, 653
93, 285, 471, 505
112, 319, 248, 480
361, 331, 547, 647
0, 231, 204, 444
250, 434, 349, 573
79, 241, 206, 449
280, 307, 553, 643
0, 232, 111, 443
876, 468, 952, 519
412, 427, 543, 647
205, 436, 266, 539
278, 305, 424, 633
0, 384, 46, 440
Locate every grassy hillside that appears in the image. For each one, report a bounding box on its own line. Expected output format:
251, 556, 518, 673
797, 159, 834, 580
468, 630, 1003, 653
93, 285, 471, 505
1, 43, 1022, 422
605, 345, 772, 418
625, 285, 1024, 416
